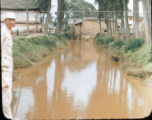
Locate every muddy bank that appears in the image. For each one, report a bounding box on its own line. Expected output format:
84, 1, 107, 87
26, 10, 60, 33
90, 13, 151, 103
13, 34, 70, 80
108, 44, 151, 78
93, 33, 152, 86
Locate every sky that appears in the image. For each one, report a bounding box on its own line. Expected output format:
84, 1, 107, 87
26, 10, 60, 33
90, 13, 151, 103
50, 0, 143, 18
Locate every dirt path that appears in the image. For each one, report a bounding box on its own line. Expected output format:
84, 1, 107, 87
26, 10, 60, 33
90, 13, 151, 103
13, 33, 46, 38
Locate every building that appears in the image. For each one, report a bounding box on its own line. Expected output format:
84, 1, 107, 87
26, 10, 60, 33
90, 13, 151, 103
1, 0, 42, 34
68, 12, 144, 40
68, 17, 115, 40
118, 12, 144, 38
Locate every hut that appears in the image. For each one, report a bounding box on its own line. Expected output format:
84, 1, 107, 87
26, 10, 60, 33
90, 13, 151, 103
68, 17, 115, 40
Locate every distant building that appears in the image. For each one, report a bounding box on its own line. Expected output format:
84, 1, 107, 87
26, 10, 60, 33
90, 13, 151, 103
118, 12, 144, 38
68, 12, 145, 40
1, 0, 42, 34
68, 17, 115, 40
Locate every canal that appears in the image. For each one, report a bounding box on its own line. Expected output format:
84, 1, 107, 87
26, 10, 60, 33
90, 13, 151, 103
11, 40, 152, 119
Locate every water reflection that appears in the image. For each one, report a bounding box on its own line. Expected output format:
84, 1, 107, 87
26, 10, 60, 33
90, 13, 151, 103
46, 59, 55, 101
11, 40, 152, 119
62, 62, 97, 108
12, 88, 34, 120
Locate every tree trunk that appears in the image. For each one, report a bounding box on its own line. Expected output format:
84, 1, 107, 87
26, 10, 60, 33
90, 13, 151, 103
121, 6, 126, 40
99, 12, 101, 33
142, 0, 151, 44
79, 24, 82, 40
123, 0, 130, 39
108, 12, 112, 36
133, 0, 140, 38
105, 13, 109, 35
115, 12, 120, 40
45, 0, 52, 34
145, 0, 151, 27
113, 11, 115, 36
56, 0, 65, 33
26, 0, 29, 33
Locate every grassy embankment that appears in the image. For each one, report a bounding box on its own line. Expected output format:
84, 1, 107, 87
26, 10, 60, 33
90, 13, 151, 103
94, 33, 152, 84
13, 33, 69, 69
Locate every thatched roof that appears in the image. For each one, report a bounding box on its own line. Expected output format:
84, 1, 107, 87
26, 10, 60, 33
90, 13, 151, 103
1, 0, 38, 10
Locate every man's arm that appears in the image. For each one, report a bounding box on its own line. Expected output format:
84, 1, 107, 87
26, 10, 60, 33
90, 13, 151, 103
1, 29, 5, 45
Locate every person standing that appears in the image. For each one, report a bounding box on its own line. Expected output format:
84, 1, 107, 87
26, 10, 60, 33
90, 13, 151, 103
40, 28, 42, 33
1, 12, 18, 120
16, 29, 19, 36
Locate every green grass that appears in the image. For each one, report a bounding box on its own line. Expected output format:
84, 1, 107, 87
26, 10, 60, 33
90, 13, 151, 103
124, 38, 145, 52
123, 43, 151, 65
13, 34, 68, 69
110, 39, 151, 66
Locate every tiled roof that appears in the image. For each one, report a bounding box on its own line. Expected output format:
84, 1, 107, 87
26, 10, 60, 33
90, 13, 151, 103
1, 0, 38, 9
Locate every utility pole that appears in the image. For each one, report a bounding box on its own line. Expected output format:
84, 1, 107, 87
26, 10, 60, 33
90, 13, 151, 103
26, 0, 29, 33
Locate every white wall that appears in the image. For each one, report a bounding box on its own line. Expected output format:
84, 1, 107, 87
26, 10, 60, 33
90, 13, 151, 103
1, 10, 41, 23
1, 23, 42, 34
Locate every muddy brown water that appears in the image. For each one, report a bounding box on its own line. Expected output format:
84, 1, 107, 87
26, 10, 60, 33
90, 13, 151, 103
11, 40, 152, 119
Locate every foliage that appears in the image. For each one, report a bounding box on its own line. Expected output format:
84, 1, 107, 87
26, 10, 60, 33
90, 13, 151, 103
94, 33, 114, 45
111, 40, 124, 49
110, 38, 150, 66
93, 33, 102, 41
63, 25, 75, 39
95, 0, 130, 19
66, 0, 98, 18
126, 44, 151, 65
124, 38, 145, 52
36, 0, 50, 12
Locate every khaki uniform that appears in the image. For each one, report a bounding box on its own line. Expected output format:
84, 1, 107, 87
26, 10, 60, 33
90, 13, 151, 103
1, 24, 13, 119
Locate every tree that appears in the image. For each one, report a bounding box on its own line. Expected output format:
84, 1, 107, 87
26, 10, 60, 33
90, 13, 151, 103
123, 0, 130, 39
133, 0, 140, 38
67, 0, 98, 18
55, 0, 65, 33
121, 2, 126, 40
142, 0, 151, 44
45, 0, 52, 34
36, 0, 52, 34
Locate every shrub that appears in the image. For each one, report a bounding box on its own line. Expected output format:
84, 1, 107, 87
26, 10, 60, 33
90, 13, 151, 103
124, 38, 145, 52
96, 36, 104, 44
63, 25, 75, 39
111, 40, 124, 49
104, 36, 114, 44
93, 33, 102, 41
95, 34, 114, 45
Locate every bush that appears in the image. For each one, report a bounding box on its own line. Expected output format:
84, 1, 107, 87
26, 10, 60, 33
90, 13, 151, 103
111, 40, 124, 49
124, 38, 145, 52
96, 36, 104, 44
95, 33, 114, 45
104, 37, 114, 44
63, 25, 75, 39
93, 33, 102, 41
